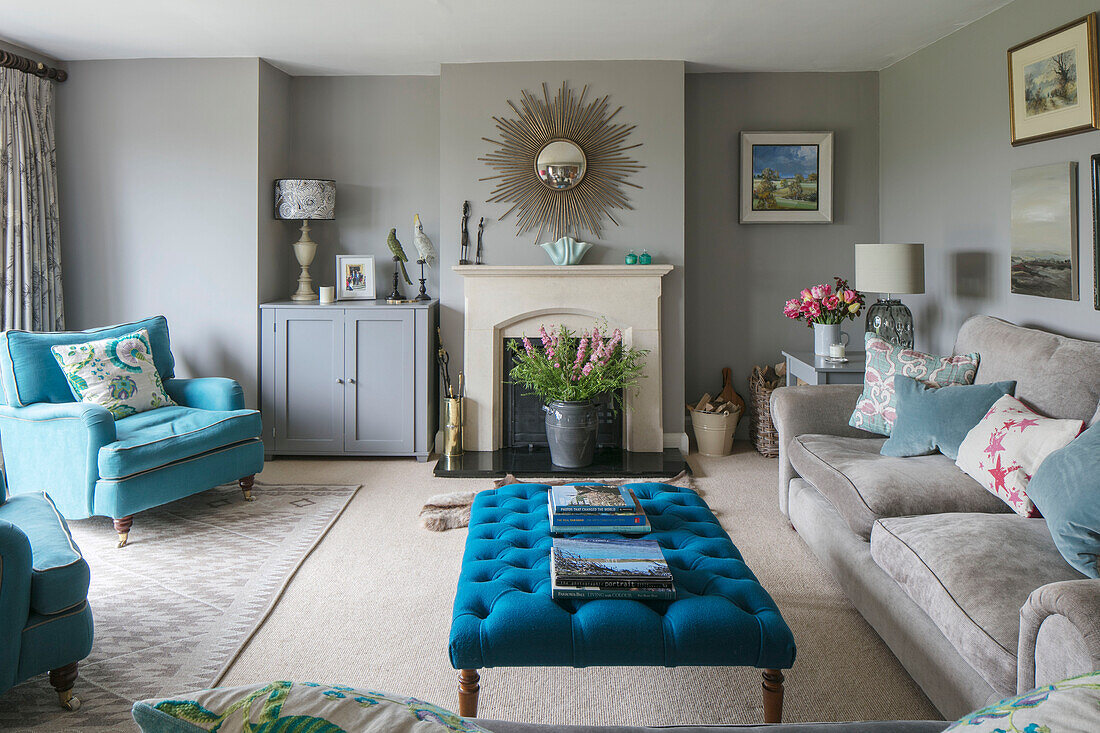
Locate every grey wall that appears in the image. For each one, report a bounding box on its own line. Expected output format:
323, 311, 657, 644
685, 72, 880, 430
56, 58, 263, 405
258, 60, 293, 305
289, 76, 440, 299
439, 61, 686, 437
880, 0, 1100, 352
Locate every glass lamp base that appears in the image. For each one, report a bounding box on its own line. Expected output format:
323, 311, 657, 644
865, 298, 914, 349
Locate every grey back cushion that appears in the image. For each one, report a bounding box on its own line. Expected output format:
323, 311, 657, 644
954, 316, 1100, 425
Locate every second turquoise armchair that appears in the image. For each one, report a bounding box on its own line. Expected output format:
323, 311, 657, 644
0, 316, 265, 547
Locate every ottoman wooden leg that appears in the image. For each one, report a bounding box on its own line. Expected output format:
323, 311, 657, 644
762, 668, 785, 723
457, 669, 480, 718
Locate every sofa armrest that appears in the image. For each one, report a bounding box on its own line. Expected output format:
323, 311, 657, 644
0, 402, 115, 520
164, 378, 245, 412
1018, 579, 1100, 691
0, 518, 32, 691
770, 384, 868, 516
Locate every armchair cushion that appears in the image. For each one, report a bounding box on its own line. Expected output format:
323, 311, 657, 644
99, 406, 262, 480
0, 492, 89, 615
0, 315, 174, 407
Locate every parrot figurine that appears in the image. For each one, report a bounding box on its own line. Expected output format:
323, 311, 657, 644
387, 228, 412, 285
412, 214, 436, 267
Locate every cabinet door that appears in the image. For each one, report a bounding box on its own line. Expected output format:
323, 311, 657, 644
274, 309, 345, 453
345, 310, 415, 454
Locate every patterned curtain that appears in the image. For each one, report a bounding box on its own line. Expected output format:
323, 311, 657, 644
0, 67, 64, 331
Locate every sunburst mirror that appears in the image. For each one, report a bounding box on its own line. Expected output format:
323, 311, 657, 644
479, 82, 644, 243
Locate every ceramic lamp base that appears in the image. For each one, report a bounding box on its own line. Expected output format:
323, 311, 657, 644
291, 220, 319, 301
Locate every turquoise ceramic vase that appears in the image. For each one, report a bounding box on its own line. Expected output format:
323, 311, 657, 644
539, 236, 592, 266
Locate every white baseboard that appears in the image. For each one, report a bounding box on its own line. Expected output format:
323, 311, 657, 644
664, 431, 689, 455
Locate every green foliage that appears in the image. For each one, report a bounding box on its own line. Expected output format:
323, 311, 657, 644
508, 322, 646, 408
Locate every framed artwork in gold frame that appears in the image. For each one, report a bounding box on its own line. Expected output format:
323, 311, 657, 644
1008, 13, 1100, 146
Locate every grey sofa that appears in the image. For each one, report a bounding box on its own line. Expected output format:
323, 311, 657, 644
771, 315, 1100, 719
477, 722, 946, 732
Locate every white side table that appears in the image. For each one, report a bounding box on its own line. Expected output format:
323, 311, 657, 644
781, 350, 866, 387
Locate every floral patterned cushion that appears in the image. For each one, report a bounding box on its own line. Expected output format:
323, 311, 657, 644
944, 671, 1100, 732
849, 333, 979, 436
955, 394, 1083, 517
132, 681, 490, 733
50, 328, 174, 419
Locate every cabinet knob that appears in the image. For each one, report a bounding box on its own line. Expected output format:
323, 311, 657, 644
348, 377, 356, 384
336, 378, 344, 384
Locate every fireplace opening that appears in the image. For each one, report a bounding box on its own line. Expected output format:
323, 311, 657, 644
501, 337, 622, 449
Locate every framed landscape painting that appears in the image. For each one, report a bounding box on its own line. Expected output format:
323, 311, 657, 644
1008, 14, 1100, 146
1010, 162, 1078, 301
740, 131, 833, 223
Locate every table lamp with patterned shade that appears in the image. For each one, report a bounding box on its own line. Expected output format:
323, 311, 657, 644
854, 243, 925, 349
275, 179, 335, 301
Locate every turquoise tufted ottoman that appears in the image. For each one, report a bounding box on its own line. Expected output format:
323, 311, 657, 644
448, 482, 796, 722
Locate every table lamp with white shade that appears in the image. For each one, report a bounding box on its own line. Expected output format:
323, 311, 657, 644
854, 243, 925, 349
274, 179, 336, 301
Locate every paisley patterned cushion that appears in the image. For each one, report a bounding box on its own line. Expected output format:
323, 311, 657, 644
955, 395, 1083, 517
944, 671, 1100, 731
50, 328, 174, 419
131, 681, 490, 733
849, 333, 980, 436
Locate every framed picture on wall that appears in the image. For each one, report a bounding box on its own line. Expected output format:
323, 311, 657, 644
1008, 14, 1100, 146
1092, 154, 1100, 310
739, 131, 833, 224
1010, 162, 1078, 301
336, 255, 376, 300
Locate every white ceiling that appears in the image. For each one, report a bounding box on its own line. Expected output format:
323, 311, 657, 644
6, 0, 1013, 76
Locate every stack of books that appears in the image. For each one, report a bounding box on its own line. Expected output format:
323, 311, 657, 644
547, 484, 650, 534
550, 537, 675, 600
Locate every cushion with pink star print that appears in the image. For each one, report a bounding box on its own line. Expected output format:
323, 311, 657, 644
956, 394, 1084, 517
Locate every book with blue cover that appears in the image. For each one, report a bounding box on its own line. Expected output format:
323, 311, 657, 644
549, 484, 635, 513
549, 537, 675, 600
547, 504, 651, 534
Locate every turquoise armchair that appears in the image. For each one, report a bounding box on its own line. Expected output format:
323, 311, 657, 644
0, 472, 94, 709
0, 316, 264, 547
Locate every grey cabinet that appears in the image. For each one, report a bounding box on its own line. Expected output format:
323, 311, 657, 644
260, 300, 437, 460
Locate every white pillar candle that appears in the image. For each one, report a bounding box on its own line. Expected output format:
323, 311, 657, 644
319, 286, 335, 304
829, 342, 846, 359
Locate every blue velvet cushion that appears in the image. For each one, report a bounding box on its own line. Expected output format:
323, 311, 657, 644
1028, 423, 1100, 578
881, 377, 1016, 460
0, 316, 174, 407
0, 492, 90, 615
449, 482, 796, 670
98, 405, 263, 480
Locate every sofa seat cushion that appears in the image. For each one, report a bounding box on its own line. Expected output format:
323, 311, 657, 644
789, 434, 1010, 539
99, 405, 262, 480
871, 513, 1085, 695
0, 492, 90, 615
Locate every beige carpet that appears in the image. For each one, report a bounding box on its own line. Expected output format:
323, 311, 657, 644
221, 443, 942, 726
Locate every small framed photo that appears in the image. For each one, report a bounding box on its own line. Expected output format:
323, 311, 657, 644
740, 131, 833, 224
336, 255, 376, 300
1008, 14, 1100, 146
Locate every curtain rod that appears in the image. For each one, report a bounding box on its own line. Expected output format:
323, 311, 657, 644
0, 49, 67, 82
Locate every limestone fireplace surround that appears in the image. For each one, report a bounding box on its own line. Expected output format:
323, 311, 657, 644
455, 264, 673, 452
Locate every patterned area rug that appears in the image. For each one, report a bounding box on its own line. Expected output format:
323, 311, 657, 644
0, 481, 360, 732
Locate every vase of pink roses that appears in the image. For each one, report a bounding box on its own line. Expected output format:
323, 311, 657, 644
783, 276, 865, 356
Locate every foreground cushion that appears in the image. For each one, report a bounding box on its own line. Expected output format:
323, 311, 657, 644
955, 394, 1083, 517
1027, 422, 1100, 578
944, 671, 1100, 732
881, 378, 1015, 460
98, 405, 262, 480
789, 434, 1008, 539
849, 333, 979, 436
132, 681, 490, 733
0, 492, 90, 614
51, 328, 175, 419
871, 513, 1085, 695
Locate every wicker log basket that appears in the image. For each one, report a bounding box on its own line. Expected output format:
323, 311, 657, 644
749, 365, 784, 457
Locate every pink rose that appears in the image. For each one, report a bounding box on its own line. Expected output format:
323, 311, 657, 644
843, 289, 857, 303
824, 295, 840, 310
810, 284, 831, 300
800, 288, 813, 302
804, 301, 822, 318
783, 298, 802, 319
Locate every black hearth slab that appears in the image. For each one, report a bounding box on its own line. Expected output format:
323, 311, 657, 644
433, 447, 689, 479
